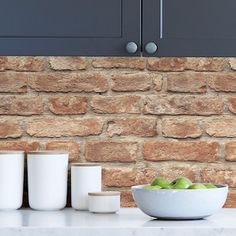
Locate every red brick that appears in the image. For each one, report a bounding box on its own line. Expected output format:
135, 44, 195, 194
206, 117, 236, 137
92, 57, 146, 70
111, 72, 153, 92
167, 73, 207, 93
200, 167, 236, 187
156, 166, 196, 182
153, 75, 163, 91
0, 141, 39, 152
103, 168, 157, 187
229, 58, 236, 70
224, 192, 236, 208
0, 57, 8, 71
144, 141, 218, 162
147, 58, 187, 71
162, 118, 202, 138
27, 118, 103, 137
103, 166, 196, 187
0, 120, 22, 138
0, 72, 27, 93
186, 58, 226, 71
49, 96, 87, 114
85, 141, 138, 162
120, 191, 136, 208
228, 97, 236, 114
28, 72, 108, 92
144, 95, 223, 115
46, 141, 80, 161
91, 96, 142, 114
208, 73, 236, 92
147, 58, 225, 72
49, 57, 87, 70
225, 142, 236, 161
0, 96, 43, 115
107, 117, 157, 137
4, 57, 46, 71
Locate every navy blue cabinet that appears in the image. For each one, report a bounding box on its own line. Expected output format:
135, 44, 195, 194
0, 0, 141, 55
1, 0, 236, 56
143, 0, 236, 56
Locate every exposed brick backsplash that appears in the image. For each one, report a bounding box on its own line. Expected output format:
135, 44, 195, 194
0, 56, 236, 208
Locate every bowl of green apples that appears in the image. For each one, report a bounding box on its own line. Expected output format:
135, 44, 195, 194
131, 177, 228, 219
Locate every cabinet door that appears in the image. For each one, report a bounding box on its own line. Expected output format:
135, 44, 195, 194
0, 0, 141, 56
143, 0, 236, 56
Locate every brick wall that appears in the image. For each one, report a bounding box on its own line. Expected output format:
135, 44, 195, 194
0, 56, 236, 207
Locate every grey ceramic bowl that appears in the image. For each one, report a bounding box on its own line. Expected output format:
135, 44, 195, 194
132, 184, 228, 219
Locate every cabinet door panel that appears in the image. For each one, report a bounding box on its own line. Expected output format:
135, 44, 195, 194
143, 0, 236, 56
0, 0, 141, 56
0, 0, 121, 37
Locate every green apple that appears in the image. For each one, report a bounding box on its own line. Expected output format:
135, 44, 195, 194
151, 177, 171, 188
162, 184, 174, 189
204, 183, 217, 189
189, 183, 207, 189
172, 177, 192, 189
143, 185, 162, 190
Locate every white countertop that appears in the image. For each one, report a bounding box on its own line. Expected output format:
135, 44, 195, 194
0, 208, 236, 236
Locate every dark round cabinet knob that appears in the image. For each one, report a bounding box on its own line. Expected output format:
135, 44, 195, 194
145, 42, 158, 54
126, 42, 138, 54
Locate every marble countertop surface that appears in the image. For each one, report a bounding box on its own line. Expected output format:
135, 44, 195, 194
0, 208, 236, 236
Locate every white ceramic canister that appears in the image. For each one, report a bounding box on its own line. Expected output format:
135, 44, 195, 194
71, 163, 101, 210
88, 191, 120, 213
27, 151, 69, 211
0, 151, 24, 210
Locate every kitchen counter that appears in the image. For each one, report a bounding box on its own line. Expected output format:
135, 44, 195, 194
0, 208, 236, 236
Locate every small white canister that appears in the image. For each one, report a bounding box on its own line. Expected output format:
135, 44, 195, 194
71, 163, 101, 210
0, 151, 24, 210
88, 191, 120, 213
27, 151, 68, 211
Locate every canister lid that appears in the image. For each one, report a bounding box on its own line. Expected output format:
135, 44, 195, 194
88, 191, 120, 196
27, 151, 68, 155
0, 150, 25, 154
71, 163, 101, 167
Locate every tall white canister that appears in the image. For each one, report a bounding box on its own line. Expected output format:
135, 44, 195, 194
0, 151, 24, 210
71, 163, 101, 210
27, 151, 68, 210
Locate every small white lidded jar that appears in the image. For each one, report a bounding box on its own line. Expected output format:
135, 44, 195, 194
27, 151, 69, 211
88, 191, 120, 214
0, 151, 24, 210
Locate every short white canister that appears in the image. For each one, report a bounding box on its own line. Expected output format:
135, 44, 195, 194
27, 151, 68, 211
88, 191, 120, 213
71, 163, 101, 210
0, 151, 24, 210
